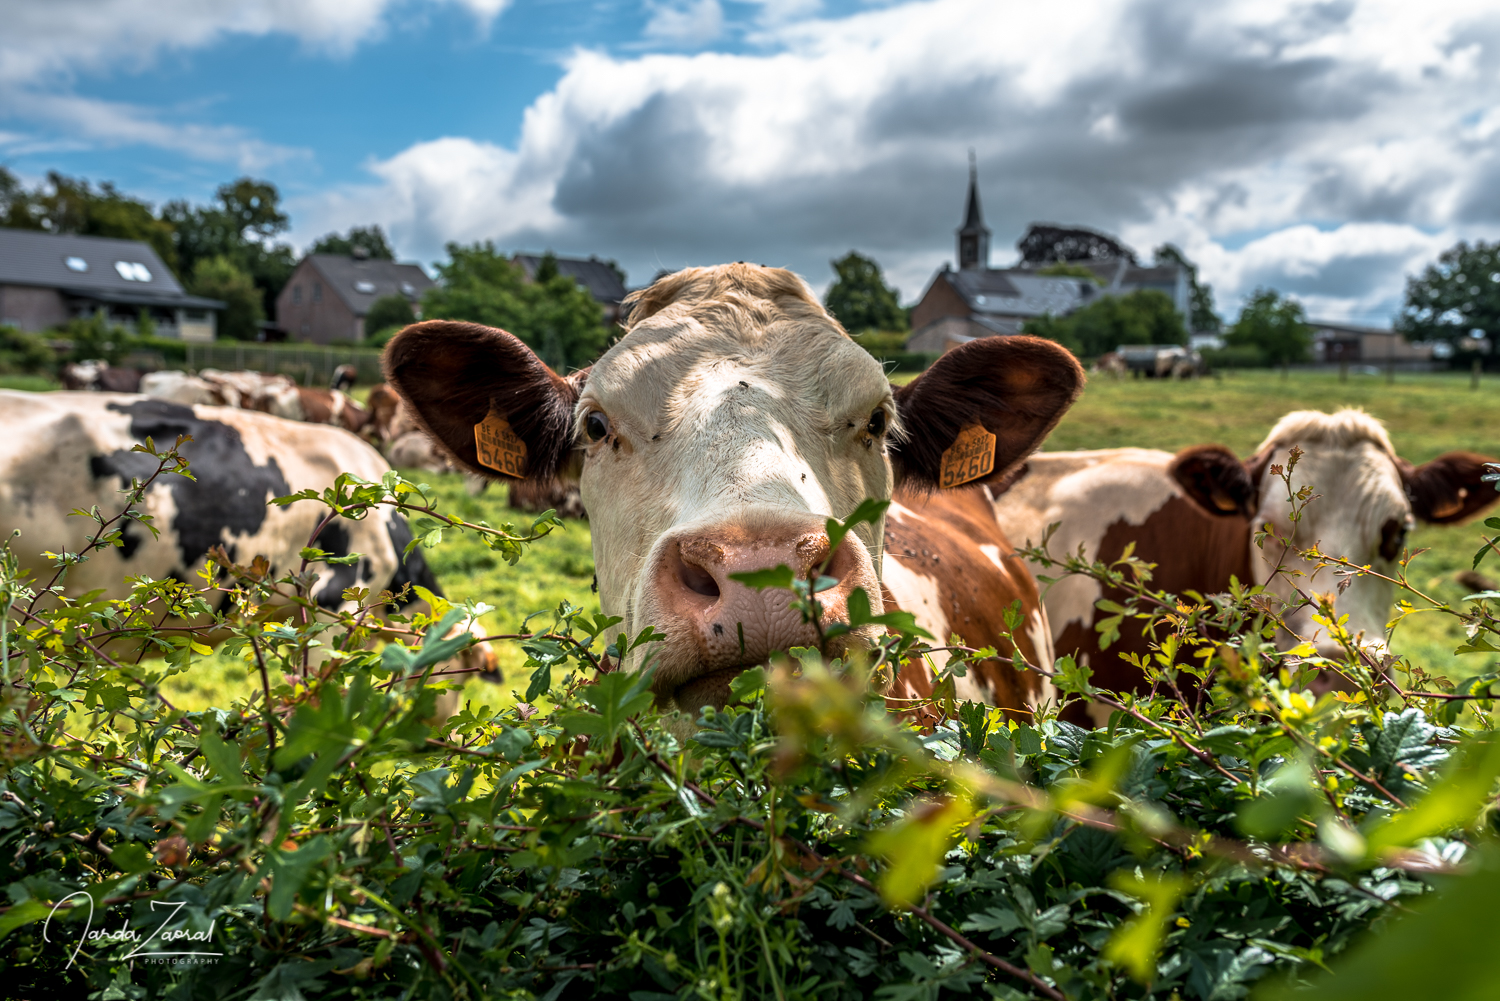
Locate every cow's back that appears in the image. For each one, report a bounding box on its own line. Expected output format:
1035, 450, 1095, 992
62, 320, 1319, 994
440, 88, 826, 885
0, 391, 404, 606
881, 485, 1054, 719
991, 449, 1252, 722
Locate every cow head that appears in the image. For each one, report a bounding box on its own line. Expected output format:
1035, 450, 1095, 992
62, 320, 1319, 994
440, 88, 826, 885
1171, 409, 1497, 664
386, 264, 1083, 713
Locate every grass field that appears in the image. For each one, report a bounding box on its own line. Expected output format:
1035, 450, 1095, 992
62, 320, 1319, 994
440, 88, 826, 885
13, 365, 1486, 706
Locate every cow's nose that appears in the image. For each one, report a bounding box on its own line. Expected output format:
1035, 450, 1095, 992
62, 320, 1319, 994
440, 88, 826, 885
656, 526, 875, 671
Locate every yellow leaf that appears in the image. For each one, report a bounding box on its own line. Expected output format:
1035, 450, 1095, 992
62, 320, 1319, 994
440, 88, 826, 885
866, 793, 974, 908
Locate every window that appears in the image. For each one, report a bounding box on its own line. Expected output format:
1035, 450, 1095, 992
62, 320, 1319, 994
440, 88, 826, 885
354, 280, 376, 294
292, 285, 302, 304
113, 261, 152, 282
65, 256, 88, 273
400, 282, 415, 296
313, 282, 322, 303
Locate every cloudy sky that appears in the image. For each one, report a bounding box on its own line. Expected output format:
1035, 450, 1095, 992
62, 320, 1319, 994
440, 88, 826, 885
3, 0, 1499, 324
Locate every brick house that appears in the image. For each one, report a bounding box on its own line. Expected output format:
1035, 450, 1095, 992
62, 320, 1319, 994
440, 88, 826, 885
0, 228, 220, 339
276, 253, 434, 344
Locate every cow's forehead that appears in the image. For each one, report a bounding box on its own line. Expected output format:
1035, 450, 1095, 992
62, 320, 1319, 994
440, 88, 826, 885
584, 310, 891, 423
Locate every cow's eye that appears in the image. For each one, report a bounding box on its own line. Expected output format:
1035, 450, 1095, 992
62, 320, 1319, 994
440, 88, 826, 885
867, 409, 888, 437
585, 411, 611, 442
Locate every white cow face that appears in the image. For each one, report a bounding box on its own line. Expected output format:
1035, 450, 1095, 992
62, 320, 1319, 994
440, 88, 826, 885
1173, 409, 1497, 667
387, 264, 1084, 713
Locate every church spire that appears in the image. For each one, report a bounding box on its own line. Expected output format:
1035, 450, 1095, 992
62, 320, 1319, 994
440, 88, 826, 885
957, 150, 990, 271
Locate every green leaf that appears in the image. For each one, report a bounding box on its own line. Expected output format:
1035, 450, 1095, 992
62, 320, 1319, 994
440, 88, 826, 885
866, 794, 972, 908
0, 899, 56, 940
559, 668, 656, 747
1235, 757, 1317, 840
1365, 735, 1500, 856
1104, 871, 1187, 984
110, 842, 153, 874
262, 836, 334, 921
729, 565, 796, 591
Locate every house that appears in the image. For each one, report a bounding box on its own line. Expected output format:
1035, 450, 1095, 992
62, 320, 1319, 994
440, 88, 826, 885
0, 228, 221, 340
276, 252, 435, 344
907, 167, 1190, 354
513, 253, 629, 325
1308, 320, 1435, 366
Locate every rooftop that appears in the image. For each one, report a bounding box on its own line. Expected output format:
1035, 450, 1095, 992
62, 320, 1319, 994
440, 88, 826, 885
301, 254, 435, 316
0, 228, 222, 309
514, 254, 628, 305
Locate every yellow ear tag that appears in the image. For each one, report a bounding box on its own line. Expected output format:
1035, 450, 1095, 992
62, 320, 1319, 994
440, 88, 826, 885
940, 424, 996, 488
474, 411, 528, 478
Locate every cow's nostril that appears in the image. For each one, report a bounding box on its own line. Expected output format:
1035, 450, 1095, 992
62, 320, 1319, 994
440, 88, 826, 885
680, 561, 721, 598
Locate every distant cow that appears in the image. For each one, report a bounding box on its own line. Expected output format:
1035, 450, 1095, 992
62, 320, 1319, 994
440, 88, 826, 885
386, 264, 1083, 717
992, 409, 1497, 722
61, 361, 144, 393
174, 369, 371, 434
0, 391, 492, 682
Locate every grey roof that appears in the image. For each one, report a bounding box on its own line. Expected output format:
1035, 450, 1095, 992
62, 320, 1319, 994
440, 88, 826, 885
1308, 320, 1393, 337
514, 254, 628, 305
0, 227, 221, 309
941, 267, 1094, 318
304, 254, 434, 316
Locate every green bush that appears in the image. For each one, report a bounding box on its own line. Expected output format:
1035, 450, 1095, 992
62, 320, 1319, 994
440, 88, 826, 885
2, 446, 1499, 998
1201, 345, 1265, 369
0, 324, 54, 374
1023, 290, 1187, 357
190, 254, 265, 342
365, 294, 416, 340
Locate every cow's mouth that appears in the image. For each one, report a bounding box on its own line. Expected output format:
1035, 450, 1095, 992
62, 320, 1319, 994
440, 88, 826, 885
671, 664, 754, 716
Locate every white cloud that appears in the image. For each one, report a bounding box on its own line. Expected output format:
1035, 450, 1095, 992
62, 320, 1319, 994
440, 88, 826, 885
644, 0, 727, 46
300, 0, 1500, 324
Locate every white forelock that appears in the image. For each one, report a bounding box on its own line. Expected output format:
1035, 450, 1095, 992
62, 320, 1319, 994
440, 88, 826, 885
1256, 408, 1396, 460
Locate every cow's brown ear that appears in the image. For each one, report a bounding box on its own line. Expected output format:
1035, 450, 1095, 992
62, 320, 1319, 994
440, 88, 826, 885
384, 320, 584, 482
1403, 451, 1499, 524
890, 336, 1084, 490
1170, 444, 1262, 519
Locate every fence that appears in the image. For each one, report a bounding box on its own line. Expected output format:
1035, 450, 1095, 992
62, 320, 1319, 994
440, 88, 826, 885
183, 343, 386, 386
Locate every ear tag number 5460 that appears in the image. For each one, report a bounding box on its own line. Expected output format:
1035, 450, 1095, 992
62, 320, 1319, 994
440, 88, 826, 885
940, 424, 995, 489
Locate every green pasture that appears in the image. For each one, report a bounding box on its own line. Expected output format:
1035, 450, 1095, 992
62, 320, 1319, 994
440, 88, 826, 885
17, 365, 1484, 707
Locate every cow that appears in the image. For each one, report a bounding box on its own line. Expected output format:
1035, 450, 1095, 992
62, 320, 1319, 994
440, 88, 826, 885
991, 409, 1498, 723
0, 390, 493, 690
385, 263, 1084, 719
61, 361, 144, 394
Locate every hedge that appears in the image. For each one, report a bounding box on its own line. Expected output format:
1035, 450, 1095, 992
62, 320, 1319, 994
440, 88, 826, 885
1, 444, 1499, 998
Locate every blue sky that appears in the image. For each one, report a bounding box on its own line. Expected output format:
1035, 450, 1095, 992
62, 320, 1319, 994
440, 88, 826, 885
4, 0, 1500, 323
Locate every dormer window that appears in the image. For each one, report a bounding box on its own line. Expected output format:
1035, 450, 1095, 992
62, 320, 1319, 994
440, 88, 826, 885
113, 261, 152, 282
65, 256, 88, 272
354, 280, 376, 294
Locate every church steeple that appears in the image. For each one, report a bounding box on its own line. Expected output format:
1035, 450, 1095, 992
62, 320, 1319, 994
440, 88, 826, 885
957, 150, 990, 271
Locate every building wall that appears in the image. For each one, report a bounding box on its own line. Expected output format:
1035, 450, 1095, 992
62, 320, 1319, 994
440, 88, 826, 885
276, 263, 360, 345
0, 285, 69, 331
910, 273, 973, 331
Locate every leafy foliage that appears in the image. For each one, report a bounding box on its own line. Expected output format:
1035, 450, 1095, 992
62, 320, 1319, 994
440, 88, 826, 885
1396, 239, 1500, 351
1024, 289, 1187, 357
311, 225, 397, 261
1, 439, 1499, 999
364, 294, 417, 345
188, 255, 265, 342
423, 243, 611, 371
1227, 288, 1313, 368
0, 324, 54, 375
1153, 243, 1221, 333
825, 252, 909, 335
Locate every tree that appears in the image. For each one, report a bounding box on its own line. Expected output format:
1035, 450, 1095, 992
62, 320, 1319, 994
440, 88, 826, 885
0, 168, 178, 271
824, 252, 908, 335
190, 256, 265, 341
1036, 262, 1106, 285
1396, 240, 1500, 350
1226, 288, 1312, 368
310, 225, 396, 260
364, 294, 416, 345
1017, 224, 1136, 266
161, 178, 297, 323
1021, 289, 1186, 357
422, 243, 609, 370
1153, 243, 1221, 332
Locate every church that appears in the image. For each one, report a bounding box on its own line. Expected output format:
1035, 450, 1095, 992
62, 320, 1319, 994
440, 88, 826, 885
906, 165, 1192, 355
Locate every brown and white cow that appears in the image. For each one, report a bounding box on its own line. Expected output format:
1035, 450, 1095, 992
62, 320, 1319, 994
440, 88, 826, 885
992, 409, 1497, 722
385, 264, 1083, 718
